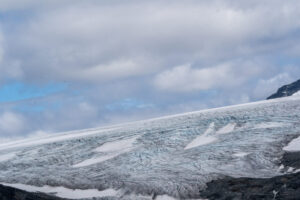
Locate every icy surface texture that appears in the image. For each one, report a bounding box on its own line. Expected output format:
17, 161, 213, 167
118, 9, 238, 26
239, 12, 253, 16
0, 97, 300, 199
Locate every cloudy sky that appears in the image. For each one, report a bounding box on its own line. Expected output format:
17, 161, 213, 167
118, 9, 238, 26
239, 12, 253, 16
0, 0, 300, 139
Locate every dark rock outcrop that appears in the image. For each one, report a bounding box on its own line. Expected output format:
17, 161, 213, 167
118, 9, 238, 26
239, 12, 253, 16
281, 152, 300, 169
0, 184, 66, 200
200, 152, 300, 200
267, 79, 300, 99
200, 172, 300, 200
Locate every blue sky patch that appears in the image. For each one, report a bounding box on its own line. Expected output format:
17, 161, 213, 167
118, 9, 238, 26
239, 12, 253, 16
0, 82, 68, 103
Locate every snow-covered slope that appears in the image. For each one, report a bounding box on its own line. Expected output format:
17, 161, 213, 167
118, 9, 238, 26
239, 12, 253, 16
293, 90, 300, 96
1, 96, 300, 199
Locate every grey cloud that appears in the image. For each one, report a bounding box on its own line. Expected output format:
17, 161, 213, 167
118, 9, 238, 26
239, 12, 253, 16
0, 0, 41, 11
153, 60, 263, 92
0, 111, 26, 136
0, 0, 300, 138
0, 28, 3, 62
5, 0, 300, 83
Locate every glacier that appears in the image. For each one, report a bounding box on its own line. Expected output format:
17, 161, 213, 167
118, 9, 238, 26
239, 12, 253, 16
0, 96, 300, 199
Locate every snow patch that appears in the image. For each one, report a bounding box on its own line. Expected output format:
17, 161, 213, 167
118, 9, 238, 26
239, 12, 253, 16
283, 136, 300, 152
273, 190, 278, 199
185, 123, 217, 150
294, 169, 300, 173
292, 91, 300, 96
0, 183, 118, 199
74, 136, 139, 167
156, 195, 177, 200
254, 122, 288, 129
216, 123, 235, 134
73, 153, 121, 168
0, 152, 16, 162
278, 164, 285, 171
233, 152, 249, 157
287, 167, 295, 173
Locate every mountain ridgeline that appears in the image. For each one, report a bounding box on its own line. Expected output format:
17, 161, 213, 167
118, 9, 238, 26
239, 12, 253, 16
267, 79, 300, 99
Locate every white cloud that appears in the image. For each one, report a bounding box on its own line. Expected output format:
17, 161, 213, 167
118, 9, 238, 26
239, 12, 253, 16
154, 64, 229, 92
6, 0, 300, 83
0, 25, 24, 80
0, 112, 25, 136
154, 61, 262, 92
65, 60, 148, 82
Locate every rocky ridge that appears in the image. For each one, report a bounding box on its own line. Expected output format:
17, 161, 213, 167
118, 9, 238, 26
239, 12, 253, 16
267, 79, 300, 99
199, 151, 300, 200
0, 184, 65, 200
